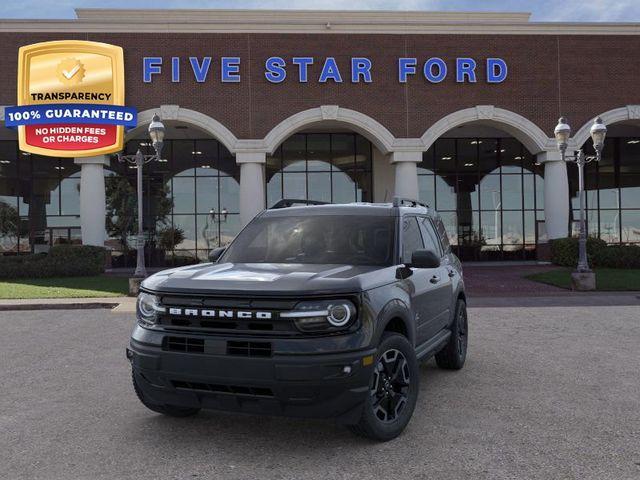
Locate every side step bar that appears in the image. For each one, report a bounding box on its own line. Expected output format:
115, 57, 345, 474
415, 329, 451, 361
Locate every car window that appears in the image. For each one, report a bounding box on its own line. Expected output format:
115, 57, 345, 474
401, 217, 424, 264
418, 217, 443, 257
434, 216, 451, 253
221, 215, 396, 266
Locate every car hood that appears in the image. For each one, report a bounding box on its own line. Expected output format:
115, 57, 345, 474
141, 262, 396, 296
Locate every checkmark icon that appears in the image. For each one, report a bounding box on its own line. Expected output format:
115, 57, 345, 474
62, 64, 80, 79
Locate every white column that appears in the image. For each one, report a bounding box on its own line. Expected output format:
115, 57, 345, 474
391, 151, 421, 200
74, 155, 109, 246
538, 151, 569, 239
237, 151, 266, 226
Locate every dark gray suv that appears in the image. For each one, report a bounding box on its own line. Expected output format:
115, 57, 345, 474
128, 197, 467, 441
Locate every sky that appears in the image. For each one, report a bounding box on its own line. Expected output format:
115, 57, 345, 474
0, 0, 639, 22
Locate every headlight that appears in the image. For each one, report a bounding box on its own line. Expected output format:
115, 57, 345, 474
281, 299, 356, 333
136, 292, 165, 326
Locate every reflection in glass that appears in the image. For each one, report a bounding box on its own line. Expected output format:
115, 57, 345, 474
436, 176, 456, 211
621, 210, 640, 243
501, 175, 523, 210
599, 210, 620, 243
266, 133, 372, 206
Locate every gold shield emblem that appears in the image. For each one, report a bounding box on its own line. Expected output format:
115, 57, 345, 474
16, 40, 125, 157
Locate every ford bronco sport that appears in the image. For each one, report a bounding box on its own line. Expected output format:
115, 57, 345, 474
128, 197, 468, 441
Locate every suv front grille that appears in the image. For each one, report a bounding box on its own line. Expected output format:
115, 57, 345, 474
227, 341, 272, 357
157, 295, 300, 336
164, 336, 204, 353
171, 380, 274, 397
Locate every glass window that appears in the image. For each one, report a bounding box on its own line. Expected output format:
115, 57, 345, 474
308, 172, 332, 202
434, 139, 456, 176
0, 142, 18, 177
172, 140, 195, 176
330, 134, 353, 171
172, 177, 195, 214
332, 171, 355, 204
222, 215, 395, 266
195, 177, 219, 214
266, 133, 372, 205
282, 135, 305, 172
478, 139, 499, 174
219, 177, 239, 213
435, 176, 456, 211
502, 175, 523, 210
433, 216, 451, 253
60, 177, 80, 215
500, 138, 523, 174
599, 210, 620, 243
419, 147, 434, 174
621, 210, 640, 243
418, 175, 435, 207
307, 134, 331, 171
620, 138, 640, 173
401, 217, 424, 264
479, 175, 501, 211
620, 174, 640, 209
418, 217, 442, 256
457, 138, 478, 173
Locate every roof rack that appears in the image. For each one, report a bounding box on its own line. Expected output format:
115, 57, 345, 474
392, 196, 429, 209
269, 199, 329, 209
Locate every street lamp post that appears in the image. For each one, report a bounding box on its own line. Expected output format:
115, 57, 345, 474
117, 113, 166, 278
553, 116, 607, 287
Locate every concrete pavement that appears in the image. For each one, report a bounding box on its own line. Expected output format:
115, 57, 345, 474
1, 306, 639, 479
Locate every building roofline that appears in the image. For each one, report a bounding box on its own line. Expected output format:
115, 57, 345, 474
0, 9, 638, 35
73, 9, 533, 24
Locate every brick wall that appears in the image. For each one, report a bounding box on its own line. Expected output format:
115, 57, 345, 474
0, 32, 638, 141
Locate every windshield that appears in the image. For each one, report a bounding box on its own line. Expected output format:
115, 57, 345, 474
221, 215, 396, 266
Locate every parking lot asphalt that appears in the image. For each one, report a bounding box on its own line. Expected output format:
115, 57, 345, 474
1, 306, 639, 480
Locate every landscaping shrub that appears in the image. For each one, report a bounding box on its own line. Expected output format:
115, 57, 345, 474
0, 245, 107, 279
550, 237, 640, 268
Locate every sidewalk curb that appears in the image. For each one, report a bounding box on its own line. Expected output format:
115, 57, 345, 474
0, 302, 120, 311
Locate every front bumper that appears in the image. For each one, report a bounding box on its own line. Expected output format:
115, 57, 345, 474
128, 325, 376, 423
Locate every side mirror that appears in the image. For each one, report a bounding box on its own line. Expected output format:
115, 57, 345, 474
208, 247, 226, 263
409, 249, 441, 269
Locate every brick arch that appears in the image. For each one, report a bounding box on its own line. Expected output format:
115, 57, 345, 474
572, 105, 640, 148
263, 105, 396, 155
127, 105, 239, 153
420, 106, 553, 154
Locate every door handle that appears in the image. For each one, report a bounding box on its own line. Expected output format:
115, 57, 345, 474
430, 275, 440, 284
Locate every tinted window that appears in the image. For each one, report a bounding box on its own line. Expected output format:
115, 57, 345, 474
434, 216, 451, 252
221, 215, 395, 266
419, 217, 442, 257
401, 217, 424, 264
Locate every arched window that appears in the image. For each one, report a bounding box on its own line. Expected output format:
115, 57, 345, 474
418, 137, 543, 261
266, 133, 373, 207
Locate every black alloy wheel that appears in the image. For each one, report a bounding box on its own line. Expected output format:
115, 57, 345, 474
348, 333, 419, 441
371, 348, 411, 423
435, 298, 468, 370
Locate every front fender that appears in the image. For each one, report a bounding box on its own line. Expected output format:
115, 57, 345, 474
363, 284, 415, 347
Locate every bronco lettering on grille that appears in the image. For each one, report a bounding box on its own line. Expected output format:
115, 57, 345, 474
167, 308, 273, 320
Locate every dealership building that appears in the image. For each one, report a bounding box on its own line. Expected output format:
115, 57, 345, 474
0, 9, 639, 265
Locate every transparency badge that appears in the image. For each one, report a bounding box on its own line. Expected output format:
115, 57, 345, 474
5, 40, 137, 157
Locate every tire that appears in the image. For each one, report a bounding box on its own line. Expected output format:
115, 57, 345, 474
132, 370, 200, 418
435, 298, 468, 370
348, 333, 419, 441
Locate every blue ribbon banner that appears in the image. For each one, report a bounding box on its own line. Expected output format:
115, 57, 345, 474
4, 104, 137, 128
